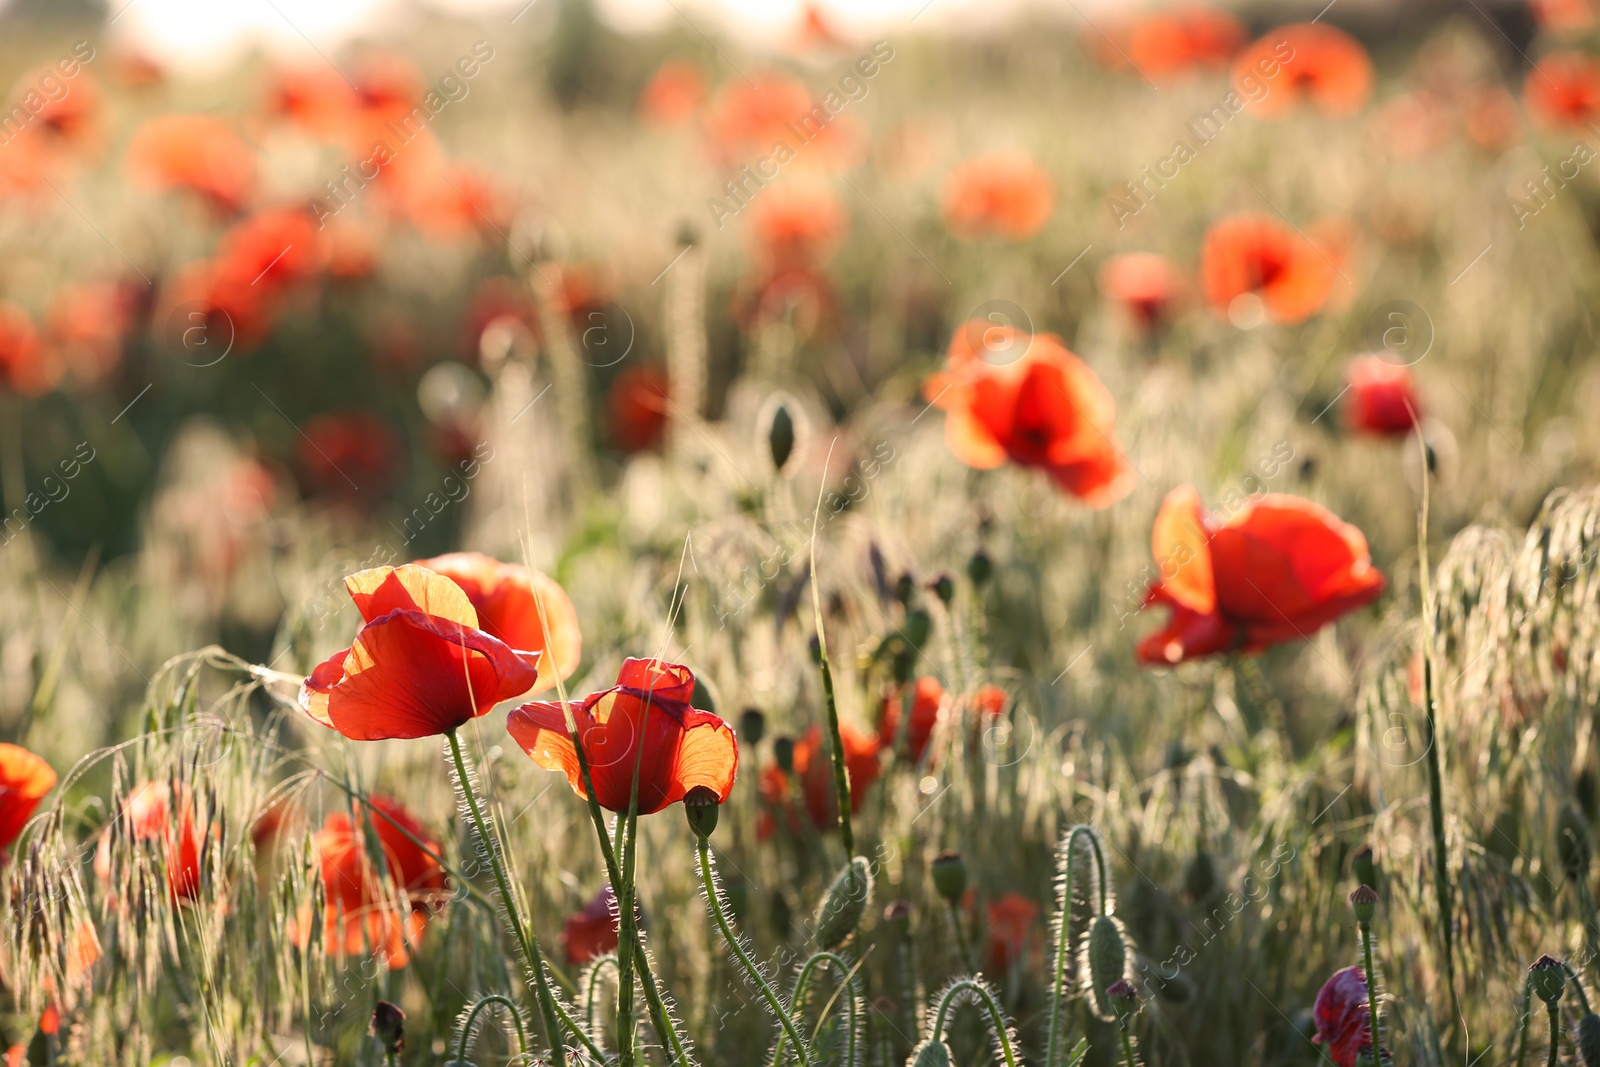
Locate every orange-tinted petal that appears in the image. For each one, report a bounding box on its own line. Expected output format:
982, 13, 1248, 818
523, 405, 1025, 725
1151, 486, 1216, 614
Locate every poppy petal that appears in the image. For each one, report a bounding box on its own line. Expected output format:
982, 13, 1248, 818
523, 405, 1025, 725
1151, 486, 1216, 614
345, 565, 479, 628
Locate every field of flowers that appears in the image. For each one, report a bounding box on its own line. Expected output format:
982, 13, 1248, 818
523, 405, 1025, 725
7, 0, 1600, 1062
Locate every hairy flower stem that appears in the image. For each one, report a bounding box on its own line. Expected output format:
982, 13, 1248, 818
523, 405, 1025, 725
696, 837, 813, 1065
1358, 921, 1382, 1055
1047, 826, 1110, 1067
932, 979, 1019, 1067
809, 449, 855, 858
1547, 1000, 1561, 1067
447, 728, 568, 1067
455, 994, 531, 1061
774, 951, 862, 1067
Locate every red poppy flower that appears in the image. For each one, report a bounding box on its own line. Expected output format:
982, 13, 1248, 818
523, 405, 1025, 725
1099, 253, 1184, 330
1137, 486, 1385, 665
745, 184, 847, 270
703, 72, 857, 170
1200, 213, 1338, 325
294, 409, 403, 505
983, 892, 1040, 974
159, 257, 272, 355
1236, 24, 1373, 120
93, 781, 204, 901
0, 744, 56, 854
126, 114, 256, 213
757, 723, 882, 839
563, 884, 622, 965
46, 281, 135, 387
972, 685, 1007, 721
21, 68, 101, 150
1343, 356, 1420, 437
639, 59, 705, 128
1531, 0, 1595, 31
607, 365, 671, 454
1464, 84, 1522, 152
941, 152, 1053, 242
880, 676, 946, 765
299, 564, 542, 740
216, 207, 325, 294
1525, 52, 1600, 128
1127, 6, 1244, 80
1312, 966, 1373, 1067
731, 265, 837, 337
299, 796, 446, 969
413, 552, 582, 690
508, 658, 738, 816
395, 162, 509, 240
922, 326, 1134, 507
0, 302, 51, 396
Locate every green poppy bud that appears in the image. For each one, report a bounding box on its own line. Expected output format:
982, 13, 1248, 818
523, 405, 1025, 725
1086, 915, 1129, 1021
910, 1040, 953, 1067
738, 707, 766, 747
967, 549, 993, 588
815, 857, 873, 949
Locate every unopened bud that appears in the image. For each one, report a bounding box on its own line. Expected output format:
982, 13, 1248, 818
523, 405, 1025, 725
931, 852, 967, 903
774, 736, 795, 774
767, 401, 797, 474
929, 573, 955, 605
884, 900, 911, 936
910, 1039, 953, 1067
370, 1000, 405, 1055
895, 572, 916, 606
739, 707, 766, 747
1087, 915, 1129, 1021
1576, 1012, 1600, 1067
1107, 978, 1140, 1022
815, 857, 873, 949
967, 549, 993, 588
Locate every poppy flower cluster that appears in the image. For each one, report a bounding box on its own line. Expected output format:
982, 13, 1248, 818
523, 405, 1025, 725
293, 410, 404, 506
0, 744, 56, 855
562, 884, 623, 965
1137, 486, 1385, 664
923, 324, 1134, 507
702, 72, 858, 170
126, 114, 257, 214
983, 891, 1041, 974
734, 183, 848, 336
638, 59, 706, 128
941, 152, 1054, 242
607, 364, 672, 454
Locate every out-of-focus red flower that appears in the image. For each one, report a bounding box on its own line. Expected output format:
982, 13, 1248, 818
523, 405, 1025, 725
0, 302, 49, 395
0, 127, 57, 199
298, 564, 541, 740
46, 281, 136, 387
294, 409, 403, 504
216, 207, 325, 294
758, 723, 881, 840
607, 364, 671, 454
745, 184, 847, 270
1099, 252, 1184, 330
639, 59, 705, 127
983, 892, 1040, 974
879, 676, 946, 765
1525, 52, 1600, 128
1236, 23, 1373, 119
1312, 966, 1373, 1067
703, 72, 857, 169
1128, 6, 1245, 79
160, 258, 271, 355
0, 744, 56, 854
1137, 485, 1385, 665
922, 325, 1133, 507
126, 114, 256, 213
509, 659, 738, 816
1531, 0, 1596, 32
1200, 213, 1338, 325
731, 266, 837, 337
413, 552, 582, 689
793, 2, 849, 51
394, 162, 508, 240
21, 68, 101, 150
1464, 84, 1522, 151
563, 884, 621, 965
972, 685, 1007, 721
1344, 355, 1421, 437
109, 49, 165, 89
93, 781, 204, 902
299, 795, 446, 969
1374, 92, 1452, 157
941, 152, 1053, 242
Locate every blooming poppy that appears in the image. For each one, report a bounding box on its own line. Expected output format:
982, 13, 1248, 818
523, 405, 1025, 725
745, 184, 847, 270
299, 564, 542, 740
507, 658, 738, 816
922, 325, 1134, 507
1200, 213, 1338, 325
983, 892, 1040, 974
758, 723, 882, 839
93, 781, 204, 902
1525, 52, 1600, 128
46, 281, 136, 388
1127, 6, 1245, 80
299, 795, 446, 968
0, 303, 49, 396
1137, 486, 1385, 665
413, 552, 582, 689
0, 744, 56, 854
126, 114, 256, 213
563, 884, 622, 965
159, 257, 273, 355
703, 72, 857, 170
1343, 356, 1421, 437
216, 207, 325, 294
21, 68, 101, 151
879, 676, 946, 765
1312, 966, 1373, 1067
941, 152, 1053, 242
294, 409, 403, 505
607, 364, 671, 454
1099, 253, 1184, 330
638, 59, 705, 128
1235, 24, 1373, 120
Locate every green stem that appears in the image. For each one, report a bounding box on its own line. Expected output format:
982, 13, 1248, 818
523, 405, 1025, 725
931, 979, 1018, 1067
584, 956, 620, 1039
454, 993, 531, 1061
1119, 1026, 1139, 1067
1564, 962, 1593, 1015
1515, 975, 1534, 1067
1547, 1001, 1561, 1067
447, 728, 568, 1067
774, 951, 861, 1067
1359, 922, 1382, 1056
948, 900, 976, 973
697, 838, 812, 1066
1047, 826, 1110, 1067
808, 457, 855, 857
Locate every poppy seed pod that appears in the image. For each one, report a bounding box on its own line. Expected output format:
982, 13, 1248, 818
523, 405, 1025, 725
967, 548, 993, 588
1576, 1012, 1600, 1067
1106, 978, 1140, 1022
1087, 915, 1129, 1020
774, 736, 796, 774
1531, 955, 1567, 1005
738, 708, 766, 747
931, 851, 967, 903
1349, 884, 1378, 924
683, 785, 721, 840
814, 856, 873, 949
910, 1039, 953, 1067
929, 573, 955, 605
370, 1000, 405, 1055
903, 609, 932, 651
884, 900, 911, 936
1352, 845, 1378, 891
894, 572, 916, 606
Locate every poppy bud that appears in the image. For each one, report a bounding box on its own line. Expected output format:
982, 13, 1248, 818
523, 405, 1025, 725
767, 403, 797, 474
815, 856, 873, 949
692, 675, 717, 714
739, 707, 766, 747
884, 900, 911, 936
903, 609, 932, 651
929, 573, 955, 605
1577, 1013, 1600, 1067
1531, 955, 1567, 1005
370, 1000, 405, 1055
931, 851, 967, 903
1352, 845, 1378, 891
967, 549, 993, 588
895, 572, 916, 606
683, 785, 721, 840
1561, 803, 1592, 884
1349, 884, 1378, 924
774, 736, 796, 774
910, 1039, 953, 1067
1086, 915, 1129, 1021
1106, 978, 1140, 1022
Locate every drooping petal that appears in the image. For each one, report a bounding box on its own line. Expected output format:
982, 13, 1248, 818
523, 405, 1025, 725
415, 552, 583, 691
1150, 485, 1216, 615
345, 564, 479, 628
